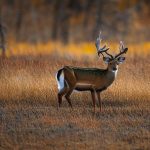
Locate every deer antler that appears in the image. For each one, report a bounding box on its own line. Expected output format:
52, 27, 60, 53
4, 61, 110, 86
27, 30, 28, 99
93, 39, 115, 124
95, 32, 113, 59
115, 41, 128, 58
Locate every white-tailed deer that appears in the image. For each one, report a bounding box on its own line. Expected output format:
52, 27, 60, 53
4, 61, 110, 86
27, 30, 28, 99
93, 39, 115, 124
56, 33, 128, 112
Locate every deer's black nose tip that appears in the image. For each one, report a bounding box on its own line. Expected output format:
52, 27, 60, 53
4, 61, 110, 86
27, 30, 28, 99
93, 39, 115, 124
113, 67, 117, 71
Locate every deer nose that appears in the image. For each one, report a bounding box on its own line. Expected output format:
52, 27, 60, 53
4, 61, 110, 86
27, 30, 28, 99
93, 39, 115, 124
113, 67, 117, 71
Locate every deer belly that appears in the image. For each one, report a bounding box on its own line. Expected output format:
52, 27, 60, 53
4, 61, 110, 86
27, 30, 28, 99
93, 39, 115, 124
75, 83, 94, 91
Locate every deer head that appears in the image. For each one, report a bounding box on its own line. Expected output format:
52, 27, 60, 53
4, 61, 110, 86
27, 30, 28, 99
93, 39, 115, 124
95, 32, 128, 71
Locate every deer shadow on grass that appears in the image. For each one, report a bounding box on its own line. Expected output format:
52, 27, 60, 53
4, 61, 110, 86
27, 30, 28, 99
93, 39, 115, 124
71, 96, 136, 108
103, 98, 135, 108
0, 94, 138, 112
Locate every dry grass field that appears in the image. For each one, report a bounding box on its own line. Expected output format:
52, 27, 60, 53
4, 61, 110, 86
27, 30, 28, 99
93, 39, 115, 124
0, 54, 150, 149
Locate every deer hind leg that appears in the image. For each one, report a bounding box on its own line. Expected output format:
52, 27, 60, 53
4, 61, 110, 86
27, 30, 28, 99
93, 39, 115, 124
65, 87, 74, 108
58, 86, 68, 107
57, 66, 76, 108
57, 77, 69, 107
91, 90, 96, 113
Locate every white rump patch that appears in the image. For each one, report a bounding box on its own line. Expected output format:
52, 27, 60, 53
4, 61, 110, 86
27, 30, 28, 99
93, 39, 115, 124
56, 71, 64, 91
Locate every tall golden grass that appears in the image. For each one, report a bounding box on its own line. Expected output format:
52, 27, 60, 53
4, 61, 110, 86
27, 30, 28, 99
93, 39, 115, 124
0, 53, 150, 149
4, 40, 150, 57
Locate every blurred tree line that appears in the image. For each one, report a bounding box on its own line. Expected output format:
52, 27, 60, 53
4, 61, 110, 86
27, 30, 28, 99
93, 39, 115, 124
0, 0, 150, 48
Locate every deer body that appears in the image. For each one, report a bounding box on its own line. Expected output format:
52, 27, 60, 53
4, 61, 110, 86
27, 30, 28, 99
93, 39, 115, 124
57, 66, 117, 92
56, 33, 128, 112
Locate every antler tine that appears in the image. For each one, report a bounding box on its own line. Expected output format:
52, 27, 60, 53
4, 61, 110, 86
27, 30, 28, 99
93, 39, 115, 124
95, 32, 113, 58
95, 38, 106, 52
119, 41, 124, 52
95, 32, 106, 52
115, 41, 128, 58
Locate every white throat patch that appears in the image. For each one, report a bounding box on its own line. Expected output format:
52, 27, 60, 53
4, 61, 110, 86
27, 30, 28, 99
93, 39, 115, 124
112, 69, 118, 78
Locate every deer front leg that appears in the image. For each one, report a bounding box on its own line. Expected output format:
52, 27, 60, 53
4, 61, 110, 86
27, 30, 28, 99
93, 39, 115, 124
91, 91, 96, 112
96, 91, 102, 112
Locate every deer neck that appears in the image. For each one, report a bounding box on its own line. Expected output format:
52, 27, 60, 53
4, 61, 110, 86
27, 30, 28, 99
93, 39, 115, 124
105, 67, 118, 84
107, 68, 118, 79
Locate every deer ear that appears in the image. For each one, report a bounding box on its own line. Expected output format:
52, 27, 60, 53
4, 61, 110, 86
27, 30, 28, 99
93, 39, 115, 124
117, 57, 125, 63
103, 57, 111, 64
